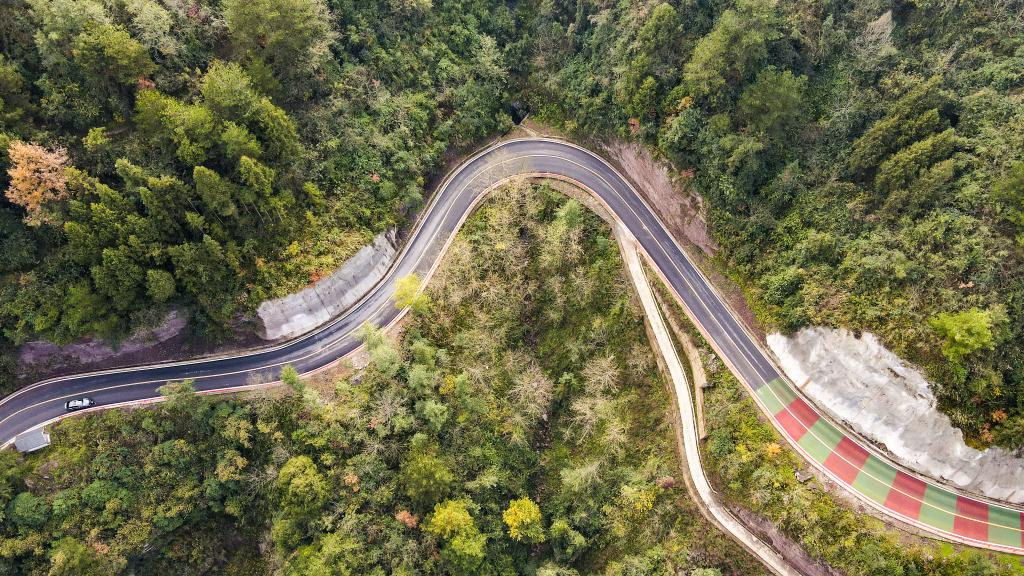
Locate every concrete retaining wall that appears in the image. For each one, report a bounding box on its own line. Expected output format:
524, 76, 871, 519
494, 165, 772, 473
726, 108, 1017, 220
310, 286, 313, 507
256, 229, 397, 341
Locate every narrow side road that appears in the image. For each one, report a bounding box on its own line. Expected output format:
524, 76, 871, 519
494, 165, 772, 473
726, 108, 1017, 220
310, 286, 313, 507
620, 228, 801, 576
0, 138, 1021, 555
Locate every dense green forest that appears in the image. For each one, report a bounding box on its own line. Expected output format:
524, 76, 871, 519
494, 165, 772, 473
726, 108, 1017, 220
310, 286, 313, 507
0, 0, 513, 392
3, 0, 1024, 571
1, 0, 1022, 444
521, 0, 1024, 449
0, 184, 764, 575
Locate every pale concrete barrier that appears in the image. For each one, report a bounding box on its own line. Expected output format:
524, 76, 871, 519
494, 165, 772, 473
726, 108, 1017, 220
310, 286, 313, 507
256, 230, 397, 340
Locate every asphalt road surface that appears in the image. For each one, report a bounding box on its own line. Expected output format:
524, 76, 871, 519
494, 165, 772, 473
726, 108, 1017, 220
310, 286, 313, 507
1, 138, 1021, 554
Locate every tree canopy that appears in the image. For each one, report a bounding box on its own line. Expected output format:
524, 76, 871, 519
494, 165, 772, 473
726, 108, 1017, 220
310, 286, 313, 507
0, 0, 514, 394
0, 185, 754, 575
526, 0, 1024, 450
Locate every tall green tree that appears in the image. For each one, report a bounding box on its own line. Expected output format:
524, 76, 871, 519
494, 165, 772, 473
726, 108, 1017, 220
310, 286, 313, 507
223, 0, 334, 95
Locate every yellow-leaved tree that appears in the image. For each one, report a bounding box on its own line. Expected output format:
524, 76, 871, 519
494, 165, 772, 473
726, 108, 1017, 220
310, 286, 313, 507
394, 273, 431, 314
502, 497, 545, 543
5, 140, 69, 226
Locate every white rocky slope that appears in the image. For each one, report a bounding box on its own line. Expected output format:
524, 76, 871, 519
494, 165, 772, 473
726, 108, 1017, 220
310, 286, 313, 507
768, 326, 1024, 503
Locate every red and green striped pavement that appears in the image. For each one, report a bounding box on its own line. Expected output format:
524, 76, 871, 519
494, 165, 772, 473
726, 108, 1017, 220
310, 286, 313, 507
753, 377, 1024, 553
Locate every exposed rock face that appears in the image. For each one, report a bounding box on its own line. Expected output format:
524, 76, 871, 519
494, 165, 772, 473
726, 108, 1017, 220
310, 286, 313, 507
256, 229, 398, 341
768, 326, 1024, 503
19, 309, 188, 372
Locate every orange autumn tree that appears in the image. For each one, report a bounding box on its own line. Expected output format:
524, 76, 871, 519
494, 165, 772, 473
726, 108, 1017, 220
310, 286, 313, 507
5, 140, 69, 226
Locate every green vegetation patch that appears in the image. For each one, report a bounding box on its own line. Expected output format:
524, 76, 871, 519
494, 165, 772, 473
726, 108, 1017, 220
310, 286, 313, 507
0, 184, 760, 576
0, 0, 515, 393
525, 0, 1024, 451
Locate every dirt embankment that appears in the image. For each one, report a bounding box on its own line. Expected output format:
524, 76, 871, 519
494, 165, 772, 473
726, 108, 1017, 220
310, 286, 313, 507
600, 140, 717, 255
15, 309, 271, 384
731, 508, 845, 576
16, 310, 194, 381
591, 136, 766, 339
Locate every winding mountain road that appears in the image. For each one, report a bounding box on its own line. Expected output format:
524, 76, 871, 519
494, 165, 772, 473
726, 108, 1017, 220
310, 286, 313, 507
1, 138, 1021, 556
